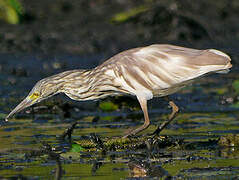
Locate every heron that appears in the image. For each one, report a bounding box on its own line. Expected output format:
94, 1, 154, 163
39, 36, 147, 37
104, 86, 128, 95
5, 44, 232, 138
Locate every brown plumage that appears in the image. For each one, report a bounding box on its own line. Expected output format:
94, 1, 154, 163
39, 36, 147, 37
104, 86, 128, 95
6, 44, 232, 137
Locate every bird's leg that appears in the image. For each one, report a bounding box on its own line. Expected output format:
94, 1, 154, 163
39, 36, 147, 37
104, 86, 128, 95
123, 97, 150, 138
159, 101, 179, 130
151, 100, 179, 136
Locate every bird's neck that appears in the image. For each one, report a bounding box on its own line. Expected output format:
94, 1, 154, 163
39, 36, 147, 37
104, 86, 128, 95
60, 69, 115, 101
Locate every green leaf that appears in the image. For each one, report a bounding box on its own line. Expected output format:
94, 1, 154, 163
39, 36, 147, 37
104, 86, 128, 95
70, 143, 85, 152
110, 5, 149, 23
4, 5, 19, 24
99, 101, 118, 111
7, 0, 23, 14
0, 0, 23, 24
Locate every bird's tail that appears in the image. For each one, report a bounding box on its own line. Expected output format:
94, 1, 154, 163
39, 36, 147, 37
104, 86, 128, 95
196, 49, 232, 74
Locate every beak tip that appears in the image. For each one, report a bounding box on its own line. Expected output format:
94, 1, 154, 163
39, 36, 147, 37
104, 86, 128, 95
5, 97, 34, 122
5, 115, 10, 122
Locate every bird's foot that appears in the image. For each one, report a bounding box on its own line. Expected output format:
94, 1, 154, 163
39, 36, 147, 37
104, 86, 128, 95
148, 125, 161, 137
122, 124, 149, 138
122, 133, 139, 139
122, 129, 137, 138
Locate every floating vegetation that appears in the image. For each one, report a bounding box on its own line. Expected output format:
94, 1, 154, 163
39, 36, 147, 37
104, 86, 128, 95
74, 135, 181, 152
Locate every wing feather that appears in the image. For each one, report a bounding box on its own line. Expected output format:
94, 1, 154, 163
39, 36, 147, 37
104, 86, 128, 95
100, 44, 231, 98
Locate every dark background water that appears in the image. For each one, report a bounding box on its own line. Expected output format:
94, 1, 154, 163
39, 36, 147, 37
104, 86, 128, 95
0, 0, 239, 179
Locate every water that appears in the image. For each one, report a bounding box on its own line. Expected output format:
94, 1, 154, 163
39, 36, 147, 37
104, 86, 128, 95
0, 53, 238, 179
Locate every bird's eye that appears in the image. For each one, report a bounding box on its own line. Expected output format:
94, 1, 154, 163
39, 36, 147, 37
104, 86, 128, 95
29, 92, 40, 100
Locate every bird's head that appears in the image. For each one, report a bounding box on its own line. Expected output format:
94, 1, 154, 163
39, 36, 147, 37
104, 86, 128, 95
5, 77, 62, 121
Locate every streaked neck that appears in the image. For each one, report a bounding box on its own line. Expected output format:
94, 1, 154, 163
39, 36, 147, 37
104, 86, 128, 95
61, 69, 115, 101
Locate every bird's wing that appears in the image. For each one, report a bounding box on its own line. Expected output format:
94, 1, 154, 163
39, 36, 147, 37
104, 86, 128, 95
101, 44, 231, 99
139, 44, 231, 66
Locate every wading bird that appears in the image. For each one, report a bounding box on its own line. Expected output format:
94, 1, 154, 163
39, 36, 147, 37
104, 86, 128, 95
6, 44, 232, 137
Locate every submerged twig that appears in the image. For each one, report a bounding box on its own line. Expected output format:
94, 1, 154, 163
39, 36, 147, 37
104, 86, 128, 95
60, 122, 78, 140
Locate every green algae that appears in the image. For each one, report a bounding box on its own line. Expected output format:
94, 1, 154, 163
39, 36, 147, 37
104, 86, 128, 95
0, 106, 239, 179
74, 135, 178, 151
